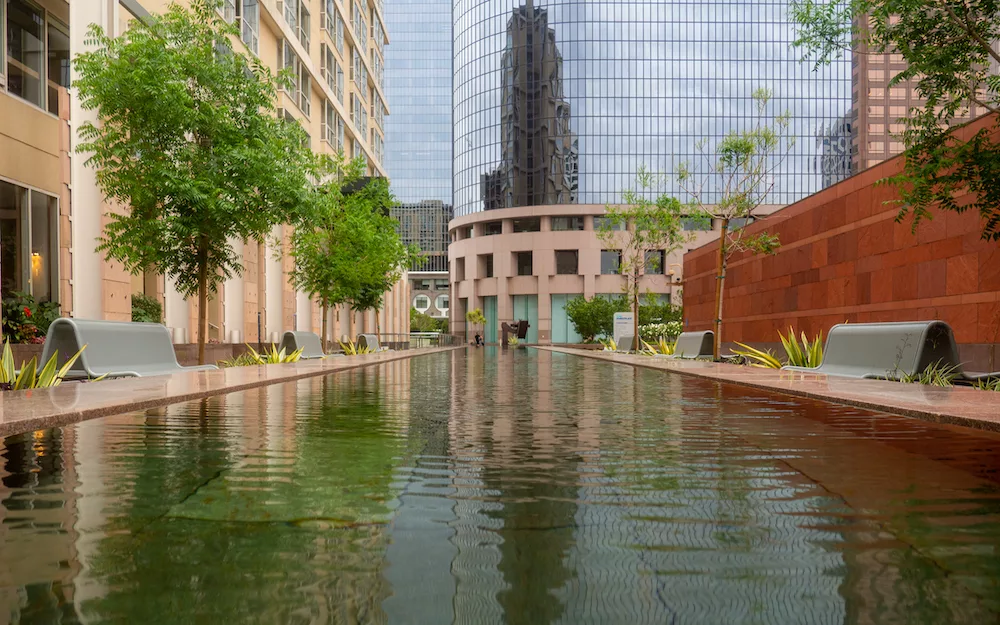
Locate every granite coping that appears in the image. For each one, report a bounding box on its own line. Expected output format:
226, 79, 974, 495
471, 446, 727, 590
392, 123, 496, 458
539, 347, 1000, 433
0, 346, 463, 438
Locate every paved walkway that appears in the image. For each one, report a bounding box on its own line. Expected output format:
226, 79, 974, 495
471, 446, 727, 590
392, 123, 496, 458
0, 347, 462, 438
540, 346, 1000, 433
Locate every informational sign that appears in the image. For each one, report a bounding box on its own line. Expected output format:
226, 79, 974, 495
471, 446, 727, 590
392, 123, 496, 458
613, 312, 634, 349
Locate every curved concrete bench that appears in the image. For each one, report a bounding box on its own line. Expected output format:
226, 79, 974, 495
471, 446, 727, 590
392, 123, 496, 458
782, 320, 1000, 381
41, 318, 218, 379
357, 333, 388, 352
671, 331, 714, 359
278, 331, 326, 359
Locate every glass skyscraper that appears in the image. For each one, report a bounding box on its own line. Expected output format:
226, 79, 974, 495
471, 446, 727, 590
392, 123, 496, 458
384, 0, 453, 206
453, 0, 852, 215
384, 0, 454, 279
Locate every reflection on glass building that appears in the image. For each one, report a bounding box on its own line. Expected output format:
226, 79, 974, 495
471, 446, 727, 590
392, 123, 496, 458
453, 0, 852, 215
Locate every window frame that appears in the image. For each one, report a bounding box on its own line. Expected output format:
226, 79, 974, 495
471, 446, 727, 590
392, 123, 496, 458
600, 249, 622, 275
555, 250, 579, 275
514, 251, 533, 276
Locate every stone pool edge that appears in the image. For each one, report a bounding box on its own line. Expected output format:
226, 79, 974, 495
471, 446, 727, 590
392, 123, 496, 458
0, 346, 465, 438
539, 346, 1000, 434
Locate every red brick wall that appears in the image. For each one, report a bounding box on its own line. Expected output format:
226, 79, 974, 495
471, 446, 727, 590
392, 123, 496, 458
683, 114, 1000, 363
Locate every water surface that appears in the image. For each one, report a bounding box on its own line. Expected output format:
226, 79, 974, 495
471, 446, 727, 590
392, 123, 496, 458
3, 348, 1000, 623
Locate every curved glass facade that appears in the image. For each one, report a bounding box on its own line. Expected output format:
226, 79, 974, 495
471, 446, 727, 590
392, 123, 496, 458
453, 0, 852, 216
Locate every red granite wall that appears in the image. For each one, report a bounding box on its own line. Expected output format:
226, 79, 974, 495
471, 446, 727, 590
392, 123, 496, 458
683, 114, 1000, 368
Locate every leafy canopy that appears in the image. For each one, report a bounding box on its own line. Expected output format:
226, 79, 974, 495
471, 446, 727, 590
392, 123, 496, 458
74, 0, 316, 298
791, 0, 1000, 240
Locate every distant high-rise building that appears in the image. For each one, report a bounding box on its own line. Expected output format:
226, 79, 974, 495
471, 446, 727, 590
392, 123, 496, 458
391, 200, 454, 273
851, 39, 996, 171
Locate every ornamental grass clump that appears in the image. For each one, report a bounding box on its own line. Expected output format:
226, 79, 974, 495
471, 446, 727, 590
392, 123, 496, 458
0, 340, 85, 391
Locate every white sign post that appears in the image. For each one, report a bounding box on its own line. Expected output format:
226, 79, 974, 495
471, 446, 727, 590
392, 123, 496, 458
613, 312, 634, 350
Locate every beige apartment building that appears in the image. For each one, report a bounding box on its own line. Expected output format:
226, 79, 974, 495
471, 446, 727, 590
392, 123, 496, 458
1, 0, 407, 347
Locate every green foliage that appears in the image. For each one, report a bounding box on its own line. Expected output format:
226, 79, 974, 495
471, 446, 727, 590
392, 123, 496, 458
779, 327, 824, 368
732, 342, 784, 369
598, 337, 618, 352
411, 308, 448, 333
899, 360, 962, 387
507, 336, 520, 347
639, 321, 683, 343
791, 0, 1000, 241
339, 340, 375, 356
731, 328, 824, 369
466, 308, 487, 331
640, 337, 677, 356
1, 340, 85, 391
974, 377, 1000, 392
565, 295, 682, 343
219, 344, 304, 367
597, 168, 689, 351
290, 161, 415, 343
74, 0, 315, 362
2, 292, 60, 344
678, 89, 792, 359
131, 293, 163, 324
565, 296, 622, 342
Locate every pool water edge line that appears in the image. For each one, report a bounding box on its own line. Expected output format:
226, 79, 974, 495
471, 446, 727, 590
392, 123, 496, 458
539, 346, 1000, 435
0, 346, 465, 439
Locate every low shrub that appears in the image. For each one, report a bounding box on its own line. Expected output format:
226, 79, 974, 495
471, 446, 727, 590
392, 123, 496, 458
131, 293, 163, 323
2, 292, 60, 344
898, 360, 961, 387
639, 321, 682, 343
219, 344, 304, 367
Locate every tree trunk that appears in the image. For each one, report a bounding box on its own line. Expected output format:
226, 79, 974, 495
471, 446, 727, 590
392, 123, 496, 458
197, 239, 209, 366
632, 266, 640, 352
375, 308, 382, 347
713, 219, 729, 361
321, 300, 329, 353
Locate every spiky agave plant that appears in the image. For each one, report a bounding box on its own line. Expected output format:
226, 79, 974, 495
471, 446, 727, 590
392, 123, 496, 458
0, 340, 86, 391
339, 340, 375, 356
779, 327, 823, 368
731, 342, 783, 369
899, 360, 962, 387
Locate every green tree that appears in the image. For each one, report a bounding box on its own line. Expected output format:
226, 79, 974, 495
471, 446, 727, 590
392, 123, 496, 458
74, 0, 315, 364
596, 169, 688, 351
410, 308, 438, 332
343, 178, 418, 346
791, 0, 1000, 241
564, 296, 622, 342
678, 89, 791, 360
288, 155, 365, 351
466, 308, 487, 341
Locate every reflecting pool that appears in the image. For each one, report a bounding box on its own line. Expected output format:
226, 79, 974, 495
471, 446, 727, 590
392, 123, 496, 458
3, 348, 1000, 624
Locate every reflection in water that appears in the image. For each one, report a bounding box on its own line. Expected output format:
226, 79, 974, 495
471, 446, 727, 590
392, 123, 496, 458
2, 349, 1000, 623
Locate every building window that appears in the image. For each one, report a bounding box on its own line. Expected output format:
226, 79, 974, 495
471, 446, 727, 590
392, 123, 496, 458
644, 250, 666, 275
353, 1, 368, 52
455, 257, 465, 281
681, 216, 712, 231
239, 0, 260, 54
727, 217, 752, 231
0, 180, 58, 302
601, 250, 621, 275
46, 18, 70, 115
335, 12, 344, 53
435, 294, 449, 312
515, 251, 533, 276
6, 0, 46, 109
482, 221, 502, 236
479, 254, 494, 278
463, 226, 473, 239
322, 0, 335, 42
413, 295, 430, 312
512, 217, 540, 232
281, 40, 310, 116
283, 0, 310, 51
555, 250, 578, 275
322, 99, 338, 146
594, 216, 624, 231
551, 216, 584, 231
